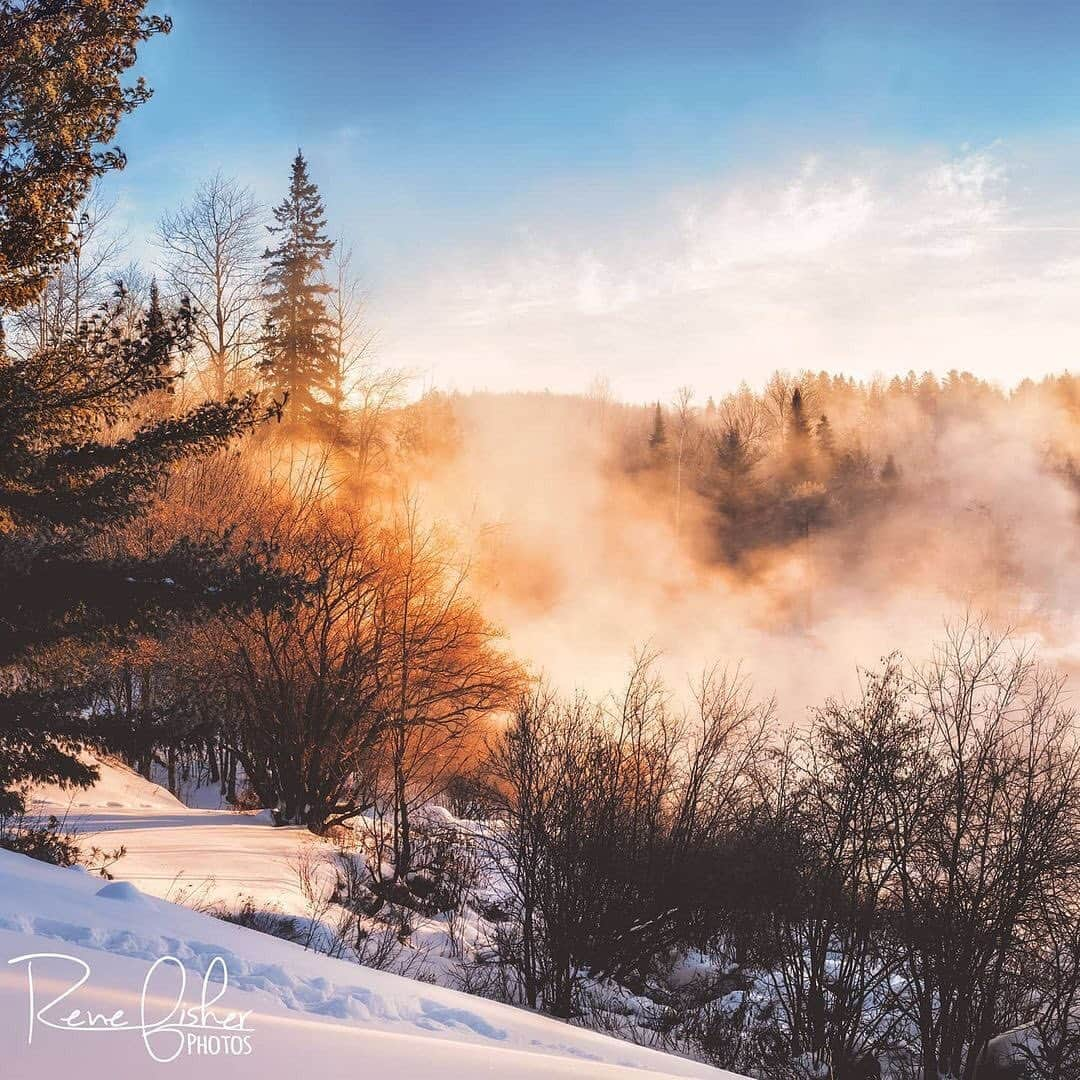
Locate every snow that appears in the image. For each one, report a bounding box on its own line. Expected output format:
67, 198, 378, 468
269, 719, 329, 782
0, 757, 741, 1079
94, 879, 151, 905
28, 757, 320, 914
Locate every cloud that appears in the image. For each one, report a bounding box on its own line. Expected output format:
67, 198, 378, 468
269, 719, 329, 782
373, 146, 1080, 400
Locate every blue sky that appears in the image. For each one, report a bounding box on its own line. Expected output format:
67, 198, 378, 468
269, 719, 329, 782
108, 1, 1080, 397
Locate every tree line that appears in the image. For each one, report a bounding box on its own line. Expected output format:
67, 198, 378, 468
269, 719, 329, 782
621, 368, 1080, 566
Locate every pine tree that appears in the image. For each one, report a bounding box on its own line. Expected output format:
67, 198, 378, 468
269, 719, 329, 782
880, 453, 900, 485
816, 413, 835, 458
0, 2, 296, 815
648, 402, 667, 451
783, 387, 812, 483
714, 423, 758, 539
260, 151, 336, 429
0, 288, 298, 816
788, 387, 810, 442
716, 425, 754, 482
145, 277, 169, 365
0, 1, 171, 318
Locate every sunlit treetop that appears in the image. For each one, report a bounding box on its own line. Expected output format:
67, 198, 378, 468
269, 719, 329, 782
0, 0, 170, 315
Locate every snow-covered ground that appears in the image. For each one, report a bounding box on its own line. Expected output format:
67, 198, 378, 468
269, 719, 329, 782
0, 758, 739, 1079
28, 759, 328, 916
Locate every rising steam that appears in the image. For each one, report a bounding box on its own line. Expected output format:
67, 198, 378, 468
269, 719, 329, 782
402, 383, 1080, 720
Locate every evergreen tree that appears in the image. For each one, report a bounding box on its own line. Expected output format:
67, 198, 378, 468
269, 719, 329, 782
145, 277, 168, 365
0, 0, 170, 318
816, 413, 835, 458
784, 387, 812, 483
716, 425, 754, 484
714, 423, 759, 548
880, 453, 900, 485
648, 402, 667, 451
260, 151, 336, 428
788, 387, 810, 442
0, 1, 296, 815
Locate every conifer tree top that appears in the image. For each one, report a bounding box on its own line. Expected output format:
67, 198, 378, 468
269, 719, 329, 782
260, 150, 337, 428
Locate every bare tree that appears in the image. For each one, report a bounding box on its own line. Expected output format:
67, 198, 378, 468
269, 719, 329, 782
1022, 884, 1080, 1080
893, 619, 1080, 1080
8, 189, 124, 352
325, 241, 407, 487
219, 501, 387, 830
326, 240, 367, 420
484, 657, 772, 1019
673, 385, 694, 541
156, 172, 264, 399
764, 371, 798, 436
768, 657, 919, 1079
375, 496, 520, 879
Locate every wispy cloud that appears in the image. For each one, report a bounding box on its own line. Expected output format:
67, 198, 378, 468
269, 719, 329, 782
374, 146, 1080, 399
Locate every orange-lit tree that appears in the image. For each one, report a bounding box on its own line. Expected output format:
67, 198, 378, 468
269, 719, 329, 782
260, 151, 336, 431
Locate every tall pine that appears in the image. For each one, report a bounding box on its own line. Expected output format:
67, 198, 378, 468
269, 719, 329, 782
0, 1, 295, 815
260, 152, 336, 429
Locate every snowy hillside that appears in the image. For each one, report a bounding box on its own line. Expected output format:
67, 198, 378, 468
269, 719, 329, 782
0, 760, 739, 1079
27, 756, 330, 917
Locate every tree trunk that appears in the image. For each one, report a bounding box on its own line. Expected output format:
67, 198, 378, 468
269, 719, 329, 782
394, 750, 412, 879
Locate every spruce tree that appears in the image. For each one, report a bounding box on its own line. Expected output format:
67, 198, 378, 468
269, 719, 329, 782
715, 423, 757, 542
260, 152, 336, 429
788, 387, 810, 442
648, 402, 667, 451
145, 277, 168, 363
816, 413, 835, 458
783, 387, 812, 484
0, 0, 296, 815
716, 425, 754, 483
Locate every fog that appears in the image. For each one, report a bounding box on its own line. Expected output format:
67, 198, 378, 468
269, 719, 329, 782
402, 382, 1080, 720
